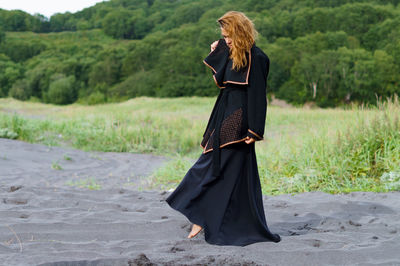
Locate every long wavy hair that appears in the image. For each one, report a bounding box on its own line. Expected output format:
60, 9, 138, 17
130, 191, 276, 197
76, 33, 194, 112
217, 11, 258, 71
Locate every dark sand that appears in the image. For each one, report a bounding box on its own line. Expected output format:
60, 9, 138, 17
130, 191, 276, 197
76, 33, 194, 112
1, 138, 399, 266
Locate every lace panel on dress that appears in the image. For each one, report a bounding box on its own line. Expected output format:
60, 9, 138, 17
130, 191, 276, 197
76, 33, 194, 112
220, 108, 243, 144
204, 108, 243, 151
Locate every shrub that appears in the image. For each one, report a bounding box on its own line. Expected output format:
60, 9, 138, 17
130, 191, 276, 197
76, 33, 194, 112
87, 91, 106, 105
45, 75, 76, 104
9, 79, 31, 100
0, 127, 18, 139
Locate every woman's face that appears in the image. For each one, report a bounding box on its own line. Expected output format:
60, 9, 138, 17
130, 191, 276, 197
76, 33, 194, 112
221, 27, 232, 49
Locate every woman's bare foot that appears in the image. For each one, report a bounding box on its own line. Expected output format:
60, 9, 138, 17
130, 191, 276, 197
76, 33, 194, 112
187, 224, 203, 238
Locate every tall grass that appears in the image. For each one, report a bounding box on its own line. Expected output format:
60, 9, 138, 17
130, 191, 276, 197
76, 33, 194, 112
0, 97, 211, 157
259, 95, 400, 195
1, 95, 399, 194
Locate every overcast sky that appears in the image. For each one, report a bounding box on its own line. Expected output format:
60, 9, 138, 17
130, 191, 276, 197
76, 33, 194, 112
0, 0, 109, 18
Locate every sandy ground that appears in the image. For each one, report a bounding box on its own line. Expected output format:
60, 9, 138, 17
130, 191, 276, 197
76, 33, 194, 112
0, 138, 399, 266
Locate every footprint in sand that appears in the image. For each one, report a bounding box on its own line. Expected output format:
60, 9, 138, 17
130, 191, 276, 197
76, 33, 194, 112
169, 246, 185, 253
311, 239, 321, 247
135, 207, 148, 213
127, 253, 154, 265
8, 186, 22, 192
348, 220, 362, 227
3, 198, 28, 205
308, 239, 334, 249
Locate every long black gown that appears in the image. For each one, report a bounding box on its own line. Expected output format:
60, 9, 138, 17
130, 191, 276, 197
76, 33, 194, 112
165, 39, 281, 246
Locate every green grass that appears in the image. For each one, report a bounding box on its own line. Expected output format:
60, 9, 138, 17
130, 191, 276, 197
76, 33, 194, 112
51, 160, 63, 170
1, 95, 399, 195
65, 178, 102, 190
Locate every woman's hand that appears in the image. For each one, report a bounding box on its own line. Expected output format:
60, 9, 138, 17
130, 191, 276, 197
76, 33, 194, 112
210, 40, 219, 52
245, 136, 256, 144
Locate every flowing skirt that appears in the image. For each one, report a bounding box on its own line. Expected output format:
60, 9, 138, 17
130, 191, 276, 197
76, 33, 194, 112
165, 141, 281, 246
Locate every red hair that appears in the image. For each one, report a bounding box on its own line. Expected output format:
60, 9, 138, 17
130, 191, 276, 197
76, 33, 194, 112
218, 11, 258, 71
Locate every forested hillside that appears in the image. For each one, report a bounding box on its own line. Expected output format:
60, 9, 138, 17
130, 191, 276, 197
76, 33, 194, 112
0, 0, 399, 107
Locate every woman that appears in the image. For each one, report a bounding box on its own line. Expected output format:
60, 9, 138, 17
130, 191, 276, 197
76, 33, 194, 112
165, 11, 281, 246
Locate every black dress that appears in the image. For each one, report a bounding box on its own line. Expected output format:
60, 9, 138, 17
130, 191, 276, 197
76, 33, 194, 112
165, 39, 281, 246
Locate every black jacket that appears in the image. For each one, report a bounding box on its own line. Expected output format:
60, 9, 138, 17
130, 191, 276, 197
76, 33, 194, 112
200, 38, 270, 176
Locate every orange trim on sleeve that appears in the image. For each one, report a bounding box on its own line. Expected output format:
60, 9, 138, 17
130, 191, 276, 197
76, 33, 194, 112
203, 60, 216, 74
248, 129, 263, 140
202, 137, 249, 154
213, 75, 225, 89
203, 60, 225, 89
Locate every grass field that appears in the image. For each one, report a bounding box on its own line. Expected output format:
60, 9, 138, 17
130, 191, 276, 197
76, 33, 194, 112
1, 96, 399, 195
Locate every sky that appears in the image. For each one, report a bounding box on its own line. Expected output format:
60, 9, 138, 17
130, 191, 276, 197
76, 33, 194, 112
0, 0, 109, 18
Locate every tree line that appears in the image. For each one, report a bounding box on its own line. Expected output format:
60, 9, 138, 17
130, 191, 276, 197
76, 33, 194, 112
0, 0, 399, 107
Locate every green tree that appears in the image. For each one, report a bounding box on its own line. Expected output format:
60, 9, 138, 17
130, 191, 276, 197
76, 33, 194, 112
169, 3, 206, 27
1, 0, 400, 107
371, 50, 399, 99
9, 79, 31, 100
363, 17, 400, 50
88, 48, 126, 91
292, 8, 331, 37
0, 54, 23, 97
110, 70, 159, 98
0, 39, 47, 62
0, 28, 5, 44
3, 10, 29, 31
30, 13, 50, 32
336, 47, 373, 103
102, 9, 149, 39
45, 74, 77, 104
335, 3, 394, 41
50, 12, 76, 32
